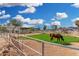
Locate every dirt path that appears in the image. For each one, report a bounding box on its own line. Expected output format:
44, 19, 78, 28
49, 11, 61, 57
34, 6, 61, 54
0, 38, 7, 50
22, 39, 79, 56
0, 37, 8, 55
1, 37, 79, 56
0, 37, 22, 56
1, 32, 79, 56
71, 42, 79, 47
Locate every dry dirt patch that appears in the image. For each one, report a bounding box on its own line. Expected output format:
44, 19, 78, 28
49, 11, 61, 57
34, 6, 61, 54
22, 39, 79, 56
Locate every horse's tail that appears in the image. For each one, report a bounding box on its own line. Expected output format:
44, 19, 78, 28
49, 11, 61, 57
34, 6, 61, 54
60, 35, 64, 41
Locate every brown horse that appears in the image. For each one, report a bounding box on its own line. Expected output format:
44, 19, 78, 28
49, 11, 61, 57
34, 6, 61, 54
49, 33, 64, 41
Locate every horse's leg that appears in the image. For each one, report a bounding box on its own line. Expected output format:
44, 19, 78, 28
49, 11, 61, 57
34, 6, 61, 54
50, 37, 53, 41
57, 38, 60, 42
59, 38, 60, 42
60, 36, 64, 41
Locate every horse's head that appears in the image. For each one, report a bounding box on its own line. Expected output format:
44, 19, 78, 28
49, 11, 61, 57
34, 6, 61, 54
49, 33, 53, 37
49, 33, 51, 37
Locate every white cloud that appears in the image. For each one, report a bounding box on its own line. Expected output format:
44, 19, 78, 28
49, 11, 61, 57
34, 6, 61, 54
0, 3, 16, 7
51, 18, 55, 20
37, 19, 44, 24
13, 15, 31, 23
6, 20, 10, 23
71, 3, 79, 8
51, 21, 61, 26
56, 12, 68, 19
0, 3, 24, 7
19, 7, 36, 13
0, 10, 6, 15
0, 3, 43, 14
4, 20, 10, 25
0, 3, 43, 7
29, 19, 38, 24
0, 12, 1, 15
73, 23, 77, 27
1, 10, 6, 15
24, 18, 31, 23
29, 19, 44, 25
22, 24, 35, 28
13, 14, 44, 28
24, 3, 43, 7
45, 23, 50, 26
13, 15, 24, 21
72, 17, 79, 22
0, 14, 11, 19
0, 10, 10, 19
13, 15, 44, 25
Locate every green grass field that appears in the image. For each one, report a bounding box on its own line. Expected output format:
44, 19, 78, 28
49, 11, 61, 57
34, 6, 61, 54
27, 33, 79, 45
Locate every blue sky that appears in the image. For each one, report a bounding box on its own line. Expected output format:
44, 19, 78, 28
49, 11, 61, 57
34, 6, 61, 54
0, 3, 79, 28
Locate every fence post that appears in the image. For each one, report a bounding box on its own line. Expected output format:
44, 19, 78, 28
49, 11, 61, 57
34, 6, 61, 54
42, 42, 44, 56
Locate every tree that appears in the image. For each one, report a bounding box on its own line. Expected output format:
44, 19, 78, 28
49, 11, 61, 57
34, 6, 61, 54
75, 20, 79, 31
9, 19, 23, 33
43, 25, 47, 30
0, 25, 6, 32
75, 20, 79, 27
43, 25, 47, 33
10, 19, 22, 26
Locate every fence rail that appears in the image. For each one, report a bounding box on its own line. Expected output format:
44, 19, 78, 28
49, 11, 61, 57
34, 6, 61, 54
26, 36, 79, 51
10, 36, 42, 56
1, 32, 79, 56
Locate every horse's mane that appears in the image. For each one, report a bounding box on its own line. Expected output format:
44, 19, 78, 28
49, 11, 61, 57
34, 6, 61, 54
50, 33, 62, 36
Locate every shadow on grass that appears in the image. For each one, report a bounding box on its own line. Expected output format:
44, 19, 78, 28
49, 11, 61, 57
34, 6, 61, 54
52, 41, 71, 45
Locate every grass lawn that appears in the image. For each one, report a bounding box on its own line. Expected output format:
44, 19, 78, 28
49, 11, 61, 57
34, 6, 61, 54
27, 33, 79, 45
